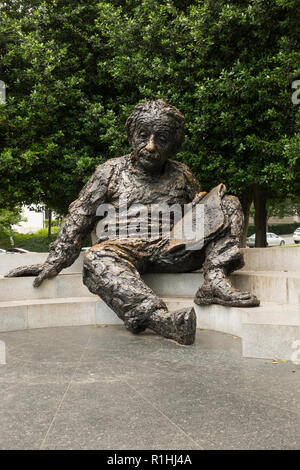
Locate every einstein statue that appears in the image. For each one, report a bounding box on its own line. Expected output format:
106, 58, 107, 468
6, 100, 259, 345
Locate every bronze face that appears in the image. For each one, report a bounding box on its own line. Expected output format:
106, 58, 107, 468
131, 114, 178, 173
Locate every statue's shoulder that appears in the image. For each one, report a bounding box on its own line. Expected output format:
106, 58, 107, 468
168, 159, 193, 175
93, 155, 129, 177
168, 159, 201, 194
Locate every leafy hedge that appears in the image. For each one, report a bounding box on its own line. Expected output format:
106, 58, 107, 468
0, 229, 91, 253
44, 219, 63, 228
0, 1, 299, 214
247, 222, 300, 237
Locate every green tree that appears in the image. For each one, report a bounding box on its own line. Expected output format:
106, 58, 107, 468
95, 0, 299, 246
0, 206, 25, 238
0, 0, 114, 212
267, 198, 300, 219
1, 0, 299, 247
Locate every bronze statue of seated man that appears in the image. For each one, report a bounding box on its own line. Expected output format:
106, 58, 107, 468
5, 100, 259, 345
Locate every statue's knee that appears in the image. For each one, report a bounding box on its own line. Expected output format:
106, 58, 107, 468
221, 195, 244, 223
222, 194, 242, 212
219, 195, 244, 241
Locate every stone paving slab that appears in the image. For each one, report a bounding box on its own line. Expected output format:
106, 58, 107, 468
0, 325, 300, 450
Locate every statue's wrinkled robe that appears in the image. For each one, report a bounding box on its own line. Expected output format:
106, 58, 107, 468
46, 154, 229, 273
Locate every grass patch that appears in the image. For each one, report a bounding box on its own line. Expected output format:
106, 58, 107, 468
0, 228, 91, 252
279, 244, 300, 248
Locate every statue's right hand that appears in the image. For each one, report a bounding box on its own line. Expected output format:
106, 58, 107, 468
4, 263, 59, 288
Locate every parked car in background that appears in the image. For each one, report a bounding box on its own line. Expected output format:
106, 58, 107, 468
247, 232, 285, 248
293, 227, 300, 244
0, 248, 7, 254
6, 248, 31, 254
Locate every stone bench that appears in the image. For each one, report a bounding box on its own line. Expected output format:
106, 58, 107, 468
0, 248, 299, 360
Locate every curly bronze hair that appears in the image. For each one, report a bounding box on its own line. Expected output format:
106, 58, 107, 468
125, 99, 185, 152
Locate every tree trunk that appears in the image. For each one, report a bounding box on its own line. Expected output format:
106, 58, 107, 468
48, 209, 52, 238
239, 189, 252, 247
253, 184, 267, 247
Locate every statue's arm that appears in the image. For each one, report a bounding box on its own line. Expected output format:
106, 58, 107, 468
45, 168, 106, 273
5, 162, 112, 286
181, 163, 206, 203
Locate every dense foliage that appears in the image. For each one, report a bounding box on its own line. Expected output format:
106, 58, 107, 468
267, 197, 300, 218
0, 227, 92, 251
0, 206, 24, 237
0, 1, 299, 238
247, 222, 299, 237
0, 227, 58, 251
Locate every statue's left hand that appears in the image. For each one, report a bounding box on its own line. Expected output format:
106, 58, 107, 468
4, 263, 59, 287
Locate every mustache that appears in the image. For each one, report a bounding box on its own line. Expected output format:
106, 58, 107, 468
139, 149, 161, 159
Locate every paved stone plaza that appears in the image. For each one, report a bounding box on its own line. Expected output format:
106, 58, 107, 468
0, 325, 299, 450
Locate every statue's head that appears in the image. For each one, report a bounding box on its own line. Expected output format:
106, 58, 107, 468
125, 99, 185, 173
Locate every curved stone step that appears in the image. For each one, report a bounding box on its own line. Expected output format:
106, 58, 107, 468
1, 246, 299, 274
0, 296, 193, 332
195, 301, 300, 360
0, 270, 299, 304
0, 296, 299, 360
1, 250, 299, 360
241, 247, 300, 272
231, 270, 300, 305
0, 272, 203, 301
